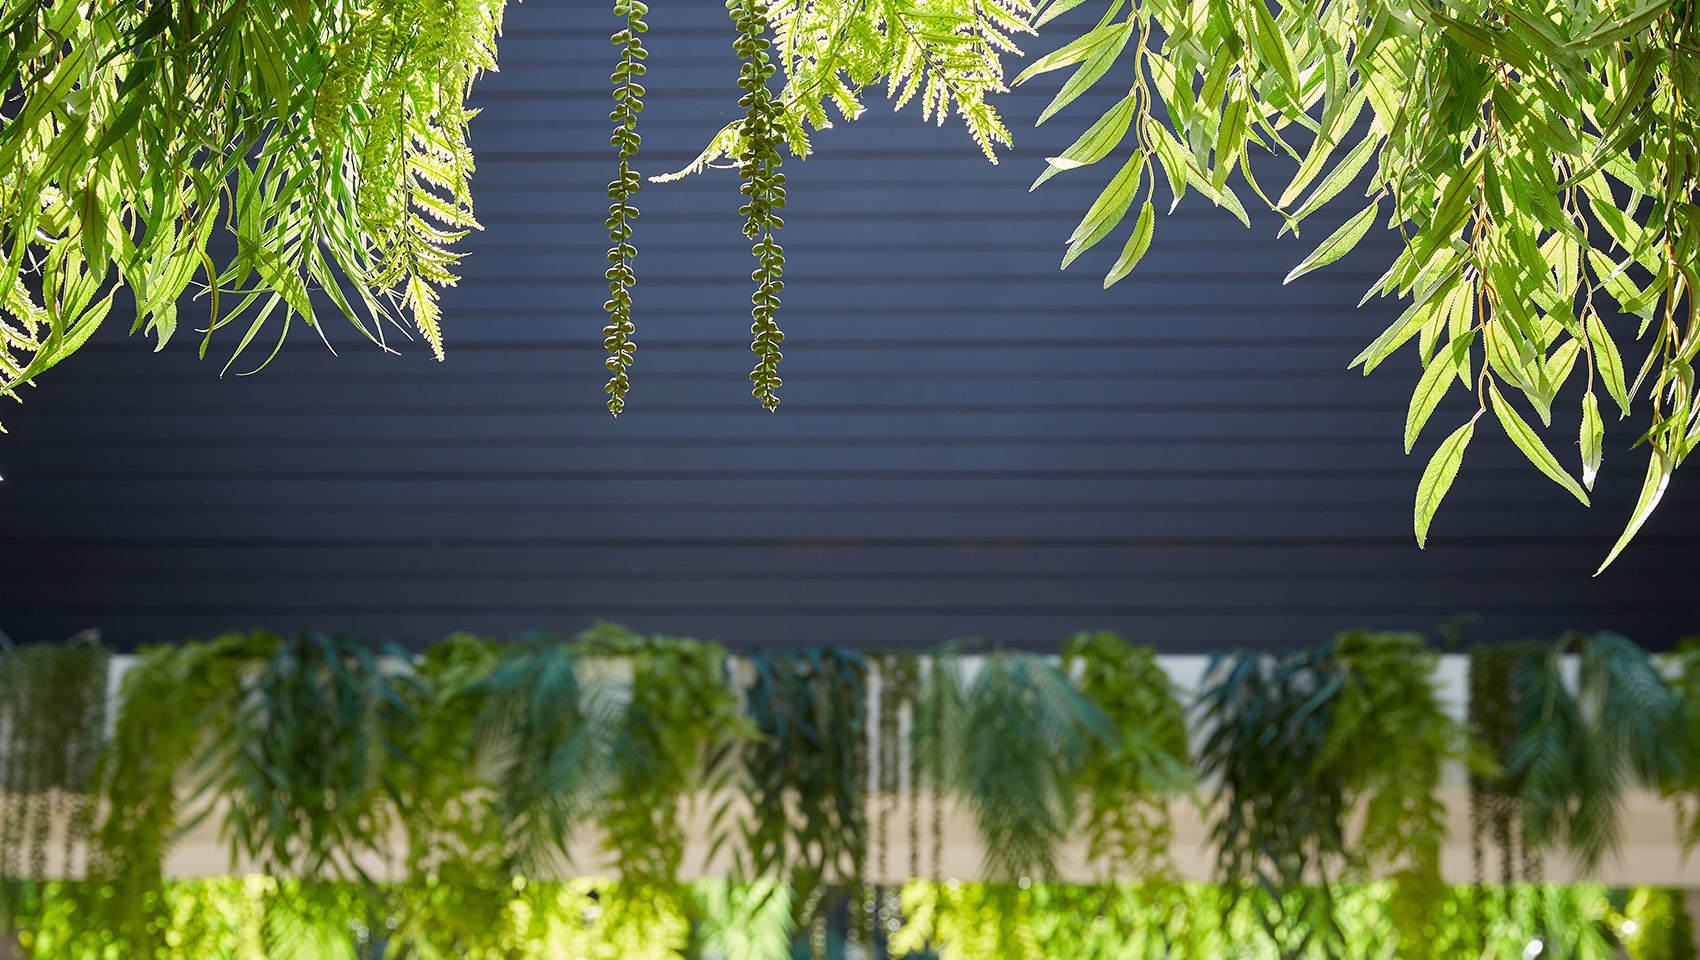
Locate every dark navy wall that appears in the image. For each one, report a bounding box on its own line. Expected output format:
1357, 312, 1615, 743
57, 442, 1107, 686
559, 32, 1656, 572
1, 0, 1696, 650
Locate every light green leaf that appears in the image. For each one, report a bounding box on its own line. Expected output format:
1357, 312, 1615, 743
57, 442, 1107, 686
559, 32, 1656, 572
1415, 420, 1474, 547
1489, 382, 1590, 506
1281, 132, 1382, 233
1595, 449, 1672, 574
1063, 153, 1144, 268
1104, 201, 1155, 288
1016, 19, 1129, 85
1586, 312, 1631, 415
1033, 94, 1136, 190
1285, 200, 1378, 284
1581, 391, 1603, 490
1246, 0, 1299, 97
1407, 331, 1470, 453
1037, 21, 1135, 125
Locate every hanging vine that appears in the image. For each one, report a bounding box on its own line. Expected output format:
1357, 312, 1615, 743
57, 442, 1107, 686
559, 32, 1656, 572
1062, 631, 1193, 878
206, 633, 422, 881
576, 623, 749, 939
1468, 639, 1545, 887
603, 0, 648, 416
726, 647, 867, 937
0, 635, 109, 913
730, 0, 788, 411
86, 631, 279, 956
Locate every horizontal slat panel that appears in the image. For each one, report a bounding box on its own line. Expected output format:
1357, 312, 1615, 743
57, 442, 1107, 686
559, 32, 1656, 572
0, 0, 1695, 651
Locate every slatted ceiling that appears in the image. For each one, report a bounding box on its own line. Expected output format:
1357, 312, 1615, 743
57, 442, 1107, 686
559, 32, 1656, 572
1, 0, 1696, 649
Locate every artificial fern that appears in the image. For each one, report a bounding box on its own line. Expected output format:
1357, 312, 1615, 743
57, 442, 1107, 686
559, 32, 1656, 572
86, 631, 278, 955
914, 644, 1112, 885
726, 647, 868, 933
207, 633, 421, 881
475, 636, 614, 878
1510, 632, 1689, 873
0, 1, 507, 430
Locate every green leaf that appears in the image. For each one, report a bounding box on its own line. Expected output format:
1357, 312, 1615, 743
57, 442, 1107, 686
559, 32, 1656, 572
1103, 201, 1155, 288
1036, 21, 1134, 125
1415, 420, 1474, 547
1595, 449, 1672, 574
1016, 19, 1129, 85
1581, 390, 1603, 490
1032, 94, 1135, 190
1246, 0, 1299, 97
1285, 200, 1378, 284
1586, 313, 1632, 415
1062, 153, 1144, 268
1281, 132, 1382, 233
1489, 382, 1590, 506
1407, 331, 1470, 453
1212, 93, 1248, 192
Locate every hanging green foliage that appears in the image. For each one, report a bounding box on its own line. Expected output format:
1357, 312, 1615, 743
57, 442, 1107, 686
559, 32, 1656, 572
0, 0, 506, 429
574, 622, 751, 939
85, 630, 279, 956
1198, 642, 1356, 958
1198, 633, 1469, 960
1325, 631, 1472, 959
731, 0, 789, 411
602, 0, 648, 416
9, 0, 1700, 559
387, 632, 511, 958
1061, 630, 1192, 877
1510, 631, 1689, 872
475, 636, 613, 877
1014, 0, 1700, 567
726, 647, 868, 930
913, 644, 1113, 892
0, 635, 109, 913
205, 632, 422, 881
1470, 639, 1547, 886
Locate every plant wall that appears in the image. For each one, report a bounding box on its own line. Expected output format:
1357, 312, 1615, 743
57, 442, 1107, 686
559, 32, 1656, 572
2, 625, 1699, 959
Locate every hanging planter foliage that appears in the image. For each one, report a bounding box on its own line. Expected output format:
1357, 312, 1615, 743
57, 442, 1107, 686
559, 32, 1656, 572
1510, 631, 1689, 872
726, 646, 869, 935
1198, 633, 1468, 960
1061, 630, 1193, 878
0, 635, 110, 910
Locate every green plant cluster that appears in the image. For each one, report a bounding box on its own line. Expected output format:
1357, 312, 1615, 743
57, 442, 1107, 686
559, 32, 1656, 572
1469, 632, 1696, 885
1198, 634, 1467, 959
8, 626, 1700, 958
0, 0, 504, 422
4, 876, 1693, 960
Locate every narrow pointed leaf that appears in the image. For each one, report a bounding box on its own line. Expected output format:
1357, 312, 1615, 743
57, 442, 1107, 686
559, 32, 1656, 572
1103, 201, 1155, 288
1490, 382, 1590, 505
1595, 449, 1672, 574
1286, 200, 1379, 284
1416, 420, 1475, 547
1581, 390, 1603, 490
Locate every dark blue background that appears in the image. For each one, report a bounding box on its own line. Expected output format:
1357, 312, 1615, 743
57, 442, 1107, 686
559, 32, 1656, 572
1, 0, 1695, 650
